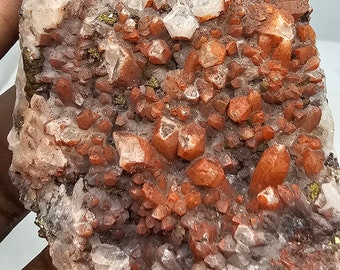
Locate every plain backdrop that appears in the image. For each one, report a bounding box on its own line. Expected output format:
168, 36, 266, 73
0, 0, 339, 269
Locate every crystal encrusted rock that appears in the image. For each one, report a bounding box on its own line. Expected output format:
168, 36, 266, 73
8, 0, 340, 269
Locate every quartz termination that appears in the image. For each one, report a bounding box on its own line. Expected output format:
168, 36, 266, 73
8, 0, 340, 269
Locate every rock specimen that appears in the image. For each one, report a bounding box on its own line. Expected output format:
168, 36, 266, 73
8, 0, 340, 269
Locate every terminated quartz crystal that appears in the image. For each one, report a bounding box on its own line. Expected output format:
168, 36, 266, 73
163, 2, 199, 39
8, 0, 340, 269
186, 0, 225, 22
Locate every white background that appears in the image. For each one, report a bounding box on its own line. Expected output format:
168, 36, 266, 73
0, 0, 339, 269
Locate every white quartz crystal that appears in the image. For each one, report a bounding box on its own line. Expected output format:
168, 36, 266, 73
233, 225, 266, 247
103, 41, 129, 84
320, 182, 340, 222
20, 0, 70, 57
257, 186, 279, 205
163, 2, 199, 39
112, 132, 146, 170
91, 244, 130, 270
186, 0, 224, 21
8, 95, 67, 184
121, 0, 149, 11
184, 85, 200, 102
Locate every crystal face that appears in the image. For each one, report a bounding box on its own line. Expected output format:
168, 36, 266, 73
186, 0, 224, 22
163, 2, 199, 39
8, 0, 340, 269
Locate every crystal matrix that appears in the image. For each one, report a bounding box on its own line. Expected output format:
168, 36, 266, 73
8, 0, 340, 269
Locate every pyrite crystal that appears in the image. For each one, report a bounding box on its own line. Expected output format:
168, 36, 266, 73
8, 0, 340, 269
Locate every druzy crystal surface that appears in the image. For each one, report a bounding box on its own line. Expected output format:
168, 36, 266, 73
8, 0, 340, 269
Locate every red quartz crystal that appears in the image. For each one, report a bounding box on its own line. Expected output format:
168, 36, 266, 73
249, 144, 290, 195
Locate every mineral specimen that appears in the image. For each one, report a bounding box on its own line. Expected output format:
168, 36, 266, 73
8, 0, 340, 269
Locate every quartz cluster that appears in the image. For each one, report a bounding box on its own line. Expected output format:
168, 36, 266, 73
8, 0, 340, 269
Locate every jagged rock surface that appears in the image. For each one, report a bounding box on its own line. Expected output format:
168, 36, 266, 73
8, 0, 340, 269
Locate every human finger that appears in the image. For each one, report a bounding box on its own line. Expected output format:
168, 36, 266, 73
0, 86, 28, 242
0, 0, 22, 58
22, 247, 56, 270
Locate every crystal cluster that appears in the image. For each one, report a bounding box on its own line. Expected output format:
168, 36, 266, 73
8, 0, 340, 269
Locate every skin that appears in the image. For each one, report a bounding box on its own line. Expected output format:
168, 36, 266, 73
0, 0, 22, 58
0, 0, 23, 240
0, 0, 55, 268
